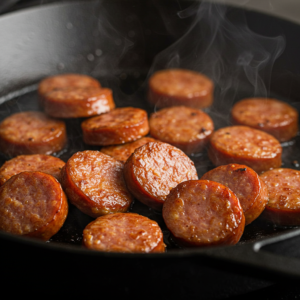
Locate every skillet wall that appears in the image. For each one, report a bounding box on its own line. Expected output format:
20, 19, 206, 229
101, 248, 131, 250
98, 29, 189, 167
1, 0, 300, 298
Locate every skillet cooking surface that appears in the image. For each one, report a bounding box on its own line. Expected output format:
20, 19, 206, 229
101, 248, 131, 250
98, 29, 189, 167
1, 80, 299, 250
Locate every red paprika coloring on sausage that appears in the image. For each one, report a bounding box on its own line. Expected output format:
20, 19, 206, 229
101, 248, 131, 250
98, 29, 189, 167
162, 180, 245, 247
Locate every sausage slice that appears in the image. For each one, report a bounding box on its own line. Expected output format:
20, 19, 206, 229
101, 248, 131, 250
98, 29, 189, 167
149, 106, 214, 154
100, 137, 156, 163
231, 98, 298, 142
148, 69, 214, 109
0, 111, 67, 157
201, 164, 268, 225
123, 141, 198, 210
0, 171, 68, 241
0, 154, 65, 186
61, 150, 133, 218
38, 73, 101, 98
260, 168, 300, 225
81, 107, 149, 146
43, 87, 115, 118
162, 180, 245, 247
83, 213, 165, 253
208, 126, 282, 174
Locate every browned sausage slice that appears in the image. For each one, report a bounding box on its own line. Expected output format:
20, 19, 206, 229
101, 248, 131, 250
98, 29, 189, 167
260, 168, 300, 225
100, 137, 156, 163
43, 87, 115, 118
38, 73, 101, 98
0, 171, 68, 241
208, 126, 282, 174
201, 164, 268, 225
123, 141, 198, 210
162, 180, 245, 247
83, 212, 165, 253
231, 98, 298, 142
0, 111, 67, 157
149, 106, 214, 155
0, 154, 65, 186
148, 69, 214, 109
61, 150, 133, 218
81, 107, 149, 146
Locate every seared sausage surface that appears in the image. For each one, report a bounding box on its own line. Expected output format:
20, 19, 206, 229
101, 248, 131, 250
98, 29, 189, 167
43, 87, 115, 118
0, 111, 67, 157
38, 73, 101, 98
162, 180, 245, 247
201, 164, 268, 225
101, 137, 156, 163
81, 107, 149, 146
208, 126, 282, 174
0, 171, 68, 240
83, 212, 165, 253
0, 154, 65, 186
149, 106, 214, 154
260, 168, 300, 225
148, 69, 214, 109
123, 141, 198, 210
231, 98, 298, 142
61, 150, 133, 218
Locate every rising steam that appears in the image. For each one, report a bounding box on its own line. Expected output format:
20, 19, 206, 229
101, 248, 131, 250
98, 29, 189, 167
148, 0, 285, 113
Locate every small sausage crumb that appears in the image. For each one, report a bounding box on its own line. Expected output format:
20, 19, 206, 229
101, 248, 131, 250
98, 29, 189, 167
234, 168, 247, 172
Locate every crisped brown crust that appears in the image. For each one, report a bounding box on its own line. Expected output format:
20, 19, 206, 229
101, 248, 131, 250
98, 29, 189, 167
123, 141, 198, 210
83, 213, 165, 253
162, 180, 245, 247
43, 87, 115, 118
0, 154, 65, 186
231, 98, 298, 142
61, 150, 133, 218
148, 69, 214, 109
0, 171, 68, 241
81, 107, 149, 146
260, 168, 300, 225
0, 111, 67, 157
38, 73, 101, 97
208, 126, 282, 174
149, 106, 214, 154
101, 137, 156, 163
201, 164, 268, 225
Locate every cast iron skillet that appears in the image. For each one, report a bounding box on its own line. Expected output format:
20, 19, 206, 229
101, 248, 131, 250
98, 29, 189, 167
1, 0, 300, 297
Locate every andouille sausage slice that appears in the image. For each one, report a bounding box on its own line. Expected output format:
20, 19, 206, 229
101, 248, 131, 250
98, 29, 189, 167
38, 73, 101, 98
43, 87, 115, 118
0, 111, 67, 157
162, 180, 245, 247
260, 168, 300, 225
201, 164, 268, 225
149, 106, 214, 155
208, 126, 282, 174
231, 98, 298, 142
101, 137, 157, 163
61, 150, 133, 218
81, 107, 149, 146
123, 141, 198, 210
148, 69, 214, 109
0, 171, 68, 241
83, 213, 165, 253
0, 154, 65, 186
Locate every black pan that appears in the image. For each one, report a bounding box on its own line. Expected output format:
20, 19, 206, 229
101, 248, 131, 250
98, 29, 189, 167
1, 1, 300, 298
